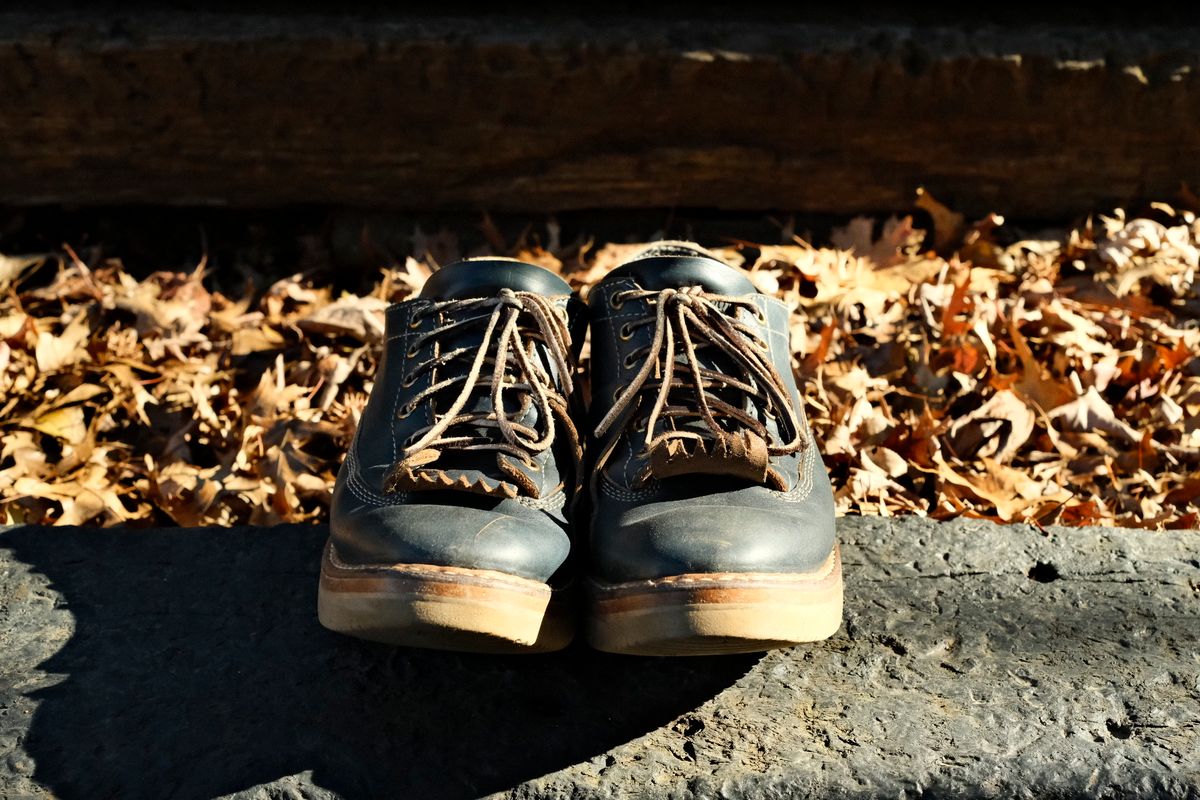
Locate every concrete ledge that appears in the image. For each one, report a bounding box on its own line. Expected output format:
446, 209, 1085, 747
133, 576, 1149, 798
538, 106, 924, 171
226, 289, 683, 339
0, 517, 1197, 799
3, 12, 1200, 215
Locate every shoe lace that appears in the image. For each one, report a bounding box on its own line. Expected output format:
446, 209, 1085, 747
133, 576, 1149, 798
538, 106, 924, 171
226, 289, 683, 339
594, 286, 806, 483
388, 289, 578, 491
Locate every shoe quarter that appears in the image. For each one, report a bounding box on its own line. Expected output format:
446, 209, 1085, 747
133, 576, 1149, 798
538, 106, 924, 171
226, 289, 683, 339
340, 299, 433, 498
587, 278, 659, 489
760, 294, 809, 492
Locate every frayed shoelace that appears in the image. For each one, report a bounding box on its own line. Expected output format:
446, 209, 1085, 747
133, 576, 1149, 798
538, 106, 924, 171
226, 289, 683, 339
594, 286, 806, 478
391, 288, 578, 478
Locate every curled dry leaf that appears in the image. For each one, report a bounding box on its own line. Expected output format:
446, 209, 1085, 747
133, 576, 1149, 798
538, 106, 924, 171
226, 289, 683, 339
947, 390, 1035, 463
297, 295, 389, 343
915, 187, 966, 253
34, 313, 91, 373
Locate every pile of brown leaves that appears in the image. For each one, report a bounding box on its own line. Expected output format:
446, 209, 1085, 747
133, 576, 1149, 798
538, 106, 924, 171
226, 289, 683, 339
2, 194, 1198, 528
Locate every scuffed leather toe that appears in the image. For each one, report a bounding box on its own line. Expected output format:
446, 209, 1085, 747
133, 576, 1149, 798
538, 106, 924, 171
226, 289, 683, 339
330, 473, 572, 584
326, 450, 573, 582
589, 470, 837, 584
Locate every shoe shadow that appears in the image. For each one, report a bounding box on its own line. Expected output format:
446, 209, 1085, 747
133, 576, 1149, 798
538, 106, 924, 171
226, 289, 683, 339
1, 525, 757, 800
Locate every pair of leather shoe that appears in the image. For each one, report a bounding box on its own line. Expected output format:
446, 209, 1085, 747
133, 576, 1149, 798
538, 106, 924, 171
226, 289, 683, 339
319, 242, 841, 655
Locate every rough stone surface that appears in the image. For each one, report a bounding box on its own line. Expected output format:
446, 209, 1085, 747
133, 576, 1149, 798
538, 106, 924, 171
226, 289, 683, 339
2, 12, 1200, 215
0, 517, 1197, 799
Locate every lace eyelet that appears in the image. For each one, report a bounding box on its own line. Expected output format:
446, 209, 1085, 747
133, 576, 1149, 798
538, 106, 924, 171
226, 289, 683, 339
619, 323, 634, 341
752, 307, 767, 324
408, 313, 423, 330
754, 337, 769, 351
609, 292, 625, 311
402, 373, 417, 388
622, 353, 638, 369
397, 403, 414, 419
525, 459, 543, 473
406, 343, 420, 358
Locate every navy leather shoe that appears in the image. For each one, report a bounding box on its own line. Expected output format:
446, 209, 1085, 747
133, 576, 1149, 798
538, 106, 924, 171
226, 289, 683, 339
584, 242, 842, 655
320, 258, 582, 652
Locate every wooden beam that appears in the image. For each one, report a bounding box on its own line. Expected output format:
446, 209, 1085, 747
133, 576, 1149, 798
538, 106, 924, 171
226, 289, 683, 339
1, 13, 1199, 215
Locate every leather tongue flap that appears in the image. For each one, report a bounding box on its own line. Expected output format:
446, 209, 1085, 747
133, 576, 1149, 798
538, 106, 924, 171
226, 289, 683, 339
648, 430, 770, 483
383, 448, 520, 499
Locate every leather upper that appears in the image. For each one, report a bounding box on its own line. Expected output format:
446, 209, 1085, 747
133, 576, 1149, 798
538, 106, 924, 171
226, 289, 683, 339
585, 247, 837, 583
329, 259, 578, 584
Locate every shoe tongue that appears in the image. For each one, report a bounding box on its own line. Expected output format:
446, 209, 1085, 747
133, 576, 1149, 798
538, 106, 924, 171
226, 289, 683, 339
603, 252, 757, 295
388, 399, 544, 500
604, 245, 779, 487
421, 258, 571, 300
400, 264, 560, 499
388, 451, 525, 500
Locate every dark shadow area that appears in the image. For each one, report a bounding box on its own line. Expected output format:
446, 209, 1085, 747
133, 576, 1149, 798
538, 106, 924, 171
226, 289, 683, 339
0, 525, 757, 799
0, 204, 1079, 295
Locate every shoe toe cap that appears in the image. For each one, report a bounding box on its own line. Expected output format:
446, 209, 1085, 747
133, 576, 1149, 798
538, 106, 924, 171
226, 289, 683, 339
331, 487, 571, 584
591, 484, 836, 583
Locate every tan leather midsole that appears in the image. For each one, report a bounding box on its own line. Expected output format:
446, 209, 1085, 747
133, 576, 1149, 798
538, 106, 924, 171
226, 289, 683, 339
589, 545, 841, 612
321, 542, 554, 606
317, 542, 568, 650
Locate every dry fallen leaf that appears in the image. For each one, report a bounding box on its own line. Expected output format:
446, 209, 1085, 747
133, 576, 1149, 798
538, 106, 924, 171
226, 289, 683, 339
947, 390, 1035, 463
297, 295, 389, 343
35, 313, 91, 373
27, 406, 88, 444
915, 187, 966, 253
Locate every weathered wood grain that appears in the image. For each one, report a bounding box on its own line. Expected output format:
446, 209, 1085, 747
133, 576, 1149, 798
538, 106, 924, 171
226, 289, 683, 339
1, 13, 1199, 215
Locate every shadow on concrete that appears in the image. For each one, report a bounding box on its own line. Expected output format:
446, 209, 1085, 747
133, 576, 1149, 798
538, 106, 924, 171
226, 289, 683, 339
2, 525, 756, 799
